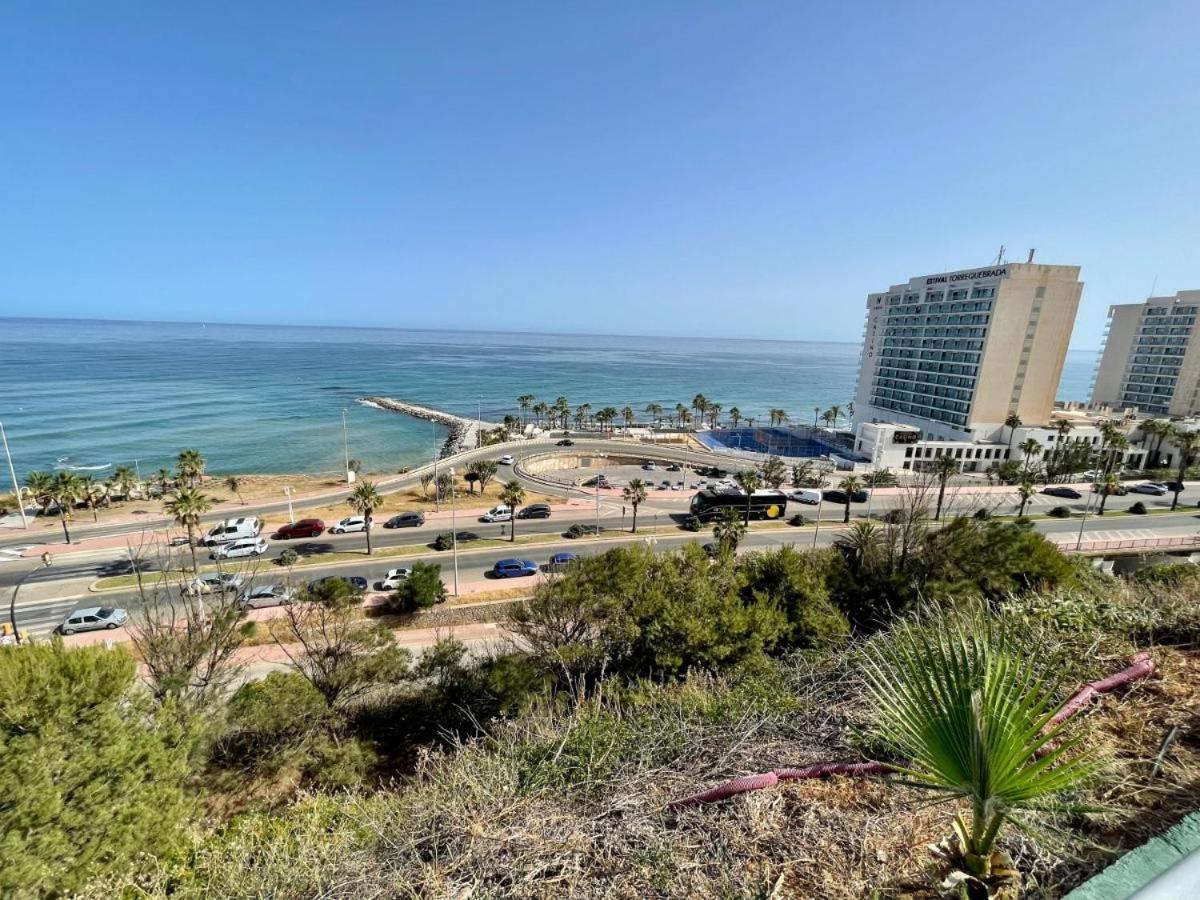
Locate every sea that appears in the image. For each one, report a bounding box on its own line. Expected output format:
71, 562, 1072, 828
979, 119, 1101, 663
0, 317, 1099, 477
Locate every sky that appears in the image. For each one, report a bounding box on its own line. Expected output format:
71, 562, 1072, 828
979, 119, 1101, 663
1, 1, 1197, 347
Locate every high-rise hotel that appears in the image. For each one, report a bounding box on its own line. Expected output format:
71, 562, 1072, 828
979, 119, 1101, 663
1090, 291, 1200, 416
854, 260, 1084, 440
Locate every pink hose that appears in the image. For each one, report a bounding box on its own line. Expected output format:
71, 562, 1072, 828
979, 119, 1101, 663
668, 653, 1156, 810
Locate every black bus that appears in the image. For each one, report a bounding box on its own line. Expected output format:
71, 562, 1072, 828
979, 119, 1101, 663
689, 489, 788, 522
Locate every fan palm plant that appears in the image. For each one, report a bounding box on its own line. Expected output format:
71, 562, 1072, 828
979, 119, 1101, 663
1169, 426, 1199, 510
623, 478, 647, 533
24, 470, 54, 516
712, 507, 746, 555
165, 487, 212, 571
110, 465, 138, 502
860, 609, 1097, 890
347, 480, 382, 555
728, 406, 742, 428
733, 468, 761, 525
837, 475, 861, 523
499, 480, 525, 542
933, 455, 961, 521
644, 402, 663, 428
1004, 413, 1022, 451
176, 448, 206, 487
1016, 477, 1035, 517
49, 471, 85, 543
517, 394, 535, 428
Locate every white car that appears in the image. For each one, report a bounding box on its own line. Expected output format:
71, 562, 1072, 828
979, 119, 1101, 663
1130, 482, 1169, 496
238, 583, 297, 609
498, 454, 515, 466
184, 573, 246, 596
481, 505, 513, 523
378, 567, 412, 590
330, 516, 367, 534
210, 537, 268, 560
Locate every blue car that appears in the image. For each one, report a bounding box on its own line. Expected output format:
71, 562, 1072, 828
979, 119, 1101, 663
492, 558, 538, 578
547, 552, 578, 572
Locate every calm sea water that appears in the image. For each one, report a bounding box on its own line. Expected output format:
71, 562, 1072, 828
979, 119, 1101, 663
0, 318, 1098, 477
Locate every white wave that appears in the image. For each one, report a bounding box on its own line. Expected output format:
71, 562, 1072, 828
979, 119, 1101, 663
54, 463, 112, 471
357, 399, 384, 410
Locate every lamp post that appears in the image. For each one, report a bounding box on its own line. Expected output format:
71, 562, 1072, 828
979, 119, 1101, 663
448, 467, 460, 596
341, 409, 352, 484
0, 420, 27, 529
9, 552, 52, 645
284, 485, 295, 524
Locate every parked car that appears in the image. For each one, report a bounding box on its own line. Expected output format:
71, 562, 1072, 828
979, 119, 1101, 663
378, 567, 412, 590
274, 518, 325, 539
546, 552, 578, 572
1129, 482, 1168, 496
238, 584, 297, 609
823, 489, 869, 504
59, 606, 128, 635
433, 531, 481, 550
481, 505, 513, 523
210, 537, 269, 560
666, 463, 682, 472
498, 454, 515, 466
556, 439, 575, 447
517, 503, 552, 519
310, 575, 368, 592
1041, 486, 1082, 499
384, 511, 425, 528
202, 516, 263, 546
642, 462, 657, 471
330, 516, 367, 534
583, 475, 610, 487
565, 523, 602, 538
492, 558, 538, 578
184, 572, 246, 596
1159, 481, 1186, 493
789, 489, 822, 505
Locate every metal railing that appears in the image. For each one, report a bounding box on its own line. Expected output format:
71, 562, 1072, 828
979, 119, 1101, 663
1059, 535, 1200, 553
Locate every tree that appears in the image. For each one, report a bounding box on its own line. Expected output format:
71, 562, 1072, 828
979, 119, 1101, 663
1140, 418, 1168, 468
111, 464, 138, 502
674, 403, 687, 428
1170, 427, 1199, 510
838, 475, 861, 523
469, 459, 499, 495
728, 406, 742, 428
435, 471, 454, 505
1004, 413, 1023, 451
691, 393, 708, 426
153, 467, 173, 495
517, 394, 535, 429
759, 454, 787, 489
861, 608, 1095, 891
821, 408, 836, 428
500, 480, 525, 542
846, 400, 855, 427
737, 546, 847, 649
24, 470, 54, 516
348, 480, 382, 554
813, 406, 820, 427
707, 402, 722, 428
554, 396, 570, 430
932, 454, 961, 521
829, 404, 841, 427
644, 402, 663, 428
175, 448, 206, 487
418, 471, 434, 500
79, 474, 105, 522
389, 561, 447, 612
1018, 437, 1043, 475
574, 403, 591, 430
532, 401, 549, 428
1017, 477, 1035, 517
1096, 472, 1120, 516
712, 507, 747, 555
0, 642, 191, 895
464, 470, 480, 494
734, 468, 762, 524
622, 405, 635, 430
791, 461, 812, 488
623, 478, 647, 533
165, 487, 212, 571
49, 471, 85, 543
225, 475, 245, 504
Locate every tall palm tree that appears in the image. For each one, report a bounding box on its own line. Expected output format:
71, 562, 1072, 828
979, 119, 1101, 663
1016, 477, 1035, 517
554, 397, 570, 430
49, 471, 85, 543
679, 409, 693, 429
932, 455, 961, 521
599, 406, 619, 433
573, 403, 591, 431
1096, 472, 1120, 516
1004, 413, 1022, 451
691, 394, 708, 426
644, 403, 663, 428
1018, 438, 1042, 474
176, 448, 206, 487
499, 480, 525, 542
153, 467, 173, 495
734, 468, 762, 525
110, 465, 138, 502
532, 401, 549, 429
623, 478, 647, 533
728, 406, 742, 428
1169, 427, 1200, 510
24, 470, 54, 516
165, 486, 212, 571
821, 409, 836, 428
225, 475, 245, 505
621, 405, 635, 431
829, 404, 842, 427
712, 507, 747, 555
838, 475, 861, 524
674, 403, 688, 428
516, 394, 535, 429
861, 609, 1095, 888
347, 480, 382, 555
1141, 418, 1167, 468
79, 475, 105, 522
745, 416, 756, 428
707, 403, 722, 428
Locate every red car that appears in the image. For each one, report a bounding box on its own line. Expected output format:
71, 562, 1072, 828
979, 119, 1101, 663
274, 518, 325, 539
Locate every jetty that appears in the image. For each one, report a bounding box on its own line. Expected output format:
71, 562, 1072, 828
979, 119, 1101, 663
359, 397, 504, 456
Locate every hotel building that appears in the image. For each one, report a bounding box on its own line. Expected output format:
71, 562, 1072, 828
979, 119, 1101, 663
1090, 291, 1200, 416
854, 260, 1084, 442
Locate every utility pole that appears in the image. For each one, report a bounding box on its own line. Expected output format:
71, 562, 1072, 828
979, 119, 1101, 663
0, 421, 27, 529
341, 409, 352, 483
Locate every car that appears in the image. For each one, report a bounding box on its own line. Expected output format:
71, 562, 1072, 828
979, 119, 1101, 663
642, 462, 657, 471
565, 523, 602, 538
660, 479, 672, 488
274, 518, 325, 539
1041, 486, 1082, 499
583, 475, 610, 487
517, 503, 552, 519
202, 516, 263, 546
310, 575, 368, 592
433, 530, 481, 550
238, 584, 297, 609
789, 489, 822, 505
378, 567, 412, 590
498, 454, 515, 466
330, 516, 367, 534
666, 463, 682, 472
184, 572, 246, 596
481, 505, 513, 523
556, 439, 575, 447
669, 483, 681, 491
384, 511, 425, 528
823, 489, 869, 504
1159, 481, 1186, 493
546, 551, 578, 572
210, 537, 269, 559
1129, 482, 1168, 496
492, 558, 538, 578
60, 606, 128, 635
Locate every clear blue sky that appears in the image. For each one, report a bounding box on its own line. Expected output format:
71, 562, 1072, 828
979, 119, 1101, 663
2, 1, 1197, 346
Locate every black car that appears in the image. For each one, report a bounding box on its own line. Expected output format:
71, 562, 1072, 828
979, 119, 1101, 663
565, 523, 603, 538
556, 439, 575, 447
517, 504, 552, 519
823, 489, 869, 504
666, 463, 682, 472
1041, 486, 1082, 499
384, 511, 425, 528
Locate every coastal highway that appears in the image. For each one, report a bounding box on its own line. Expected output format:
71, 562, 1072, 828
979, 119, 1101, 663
7, 508, 1200, 638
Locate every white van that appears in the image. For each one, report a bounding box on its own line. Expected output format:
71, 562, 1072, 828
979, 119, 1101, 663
203, 516, 263, 545
789, 489, 822, 505
480, 505, 513, 523
210, 537, 268, 560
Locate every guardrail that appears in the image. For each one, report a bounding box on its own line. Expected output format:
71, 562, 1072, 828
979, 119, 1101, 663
1060, 535, 1200, 553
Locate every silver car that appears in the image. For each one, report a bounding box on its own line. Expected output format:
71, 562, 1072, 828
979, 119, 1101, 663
60, 606, 129, 635
238, 584, 297, 609
184, 573, 247, 596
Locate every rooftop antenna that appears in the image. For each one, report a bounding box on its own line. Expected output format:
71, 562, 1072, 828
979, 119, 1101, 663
1149, 275, 1158, 299
994, 244, 1006, 265
1027, 248, 1036, 263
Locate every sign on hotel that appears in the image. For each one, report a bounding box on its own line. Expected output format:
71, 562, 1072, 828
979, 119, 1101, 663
926, 267, 1007, 286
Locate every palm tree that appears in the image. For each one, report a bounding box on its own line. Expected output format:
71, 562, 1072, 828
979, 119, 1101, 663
712, 507, 746, 555
829, 404, 842, 427
1004, 413, 1022, 451
644, 403, 663, 428
176, 448, 206, 488
621, 405, 635, 431
932, 455, 961, 521
813, 407, 820, 427
532, 402, 549, 429
674, 403, 688, 428
846, 400, 855, 428
153, 468, 173, 495
1018, 438, 1042, 475
554, 397, 570, 430
707, 403, 722, 429
517, 394, 535, 429
838, 475, 861, 523
734, 468, 762, 525
1096, 472, 1120, 516
1169, 427, 1199, 510
1140, 418, 1168, 468
728, 406, 742, 428
165, 486, 212, 571
599, 406, 619, 433
347, 480, 382, 554
24, 470, 54, 516
623, 478, 647, 533
79, 475, 106, 522
573, 403, 591, 431
1016, 477, 1035, 517
821, 409, 836, 428
861, 609, 1095, 889
49, 471, 85, 543
225, 475, 245, 505
499, 480, 525, 542
692, 394, 708, 426
745, 416, 756, 428
679, 409, 693, 429
111, 465, 138, 502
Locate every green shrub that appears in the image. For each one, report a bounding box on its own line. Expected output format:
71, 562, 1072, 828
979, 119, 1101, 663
388, 562, 447, 613
222, 672, 331, 760
1048, 505, 1072, 518
277, 547, 299, 567
1129, 501, 1147, 515
238, 620, 260, 639
684, 514, 702, 532
788, 513, 805, 526
433, 532, 454, 550
973, 507, 990, 519
1130, 562, 1200, 588
738, 546, 848, 649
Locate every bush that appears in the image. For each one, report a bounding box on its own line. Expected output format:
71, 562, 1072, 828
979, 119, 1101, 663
1129, 501, 1147, 515
1048, 505, 1072, 518
973, 507, 991, 520
1130, 562, 1200, 588
738, 547, 848, 649
684, 514, 702, 532
277, 548, 299, 567
388, 562, 447, 613
221, 672, 332, 763
433, 532, 454, 550
788, 513, 805, 526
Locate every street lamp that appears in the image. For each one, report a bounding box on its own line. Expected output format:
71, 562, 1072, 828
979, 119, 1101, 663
284, 485, 295, 524
8, 552, 52, 645
342, 409, 352, 484
448, 467, 460, 597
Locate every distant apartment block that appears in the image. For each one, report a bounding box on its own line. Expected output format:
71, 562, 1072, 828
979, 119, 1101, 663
1090, 291, 1200, 416
854, 261, 1084, 441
